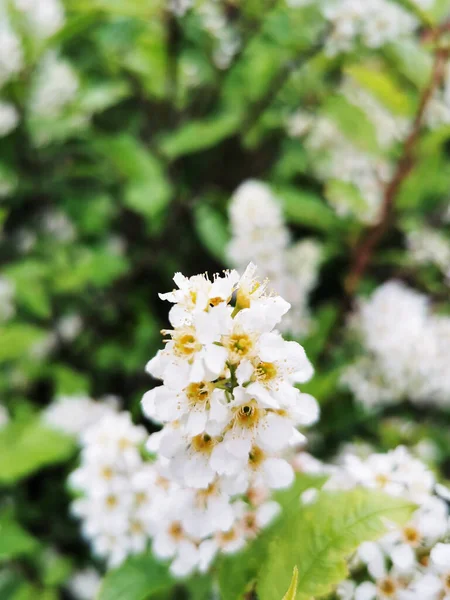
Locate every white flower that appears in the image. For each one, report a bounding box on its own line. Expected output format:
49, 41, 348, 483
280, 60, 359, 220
43, 395, 119, 439
0, 405, 9, 430
322, 0, 418, 56
28, 52, 79, 119
14, 0, 65, 39
406, 225, 450, 274
67, 568, 101, 600
227, 182, 322, 336
138, 264, 317, 576
0, 21, 23, 86
0, 277, 15, 321
0, 101, 19, 137
343, 280, 450, 409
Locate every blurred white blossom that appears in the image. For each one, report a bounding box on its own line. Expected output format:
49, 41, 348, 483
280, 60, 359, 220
67, 568, 102, 600
342, 281, 450, 409
228, 181, 322, 336
322, 0, 418, 56
406, 224, 450, 275
43, 395, 120, 439
13, 0, 65, 39
29, 53, 79, 119
0, 277, 15, 321
0, 101, 19, 137
0, 405, 9, 429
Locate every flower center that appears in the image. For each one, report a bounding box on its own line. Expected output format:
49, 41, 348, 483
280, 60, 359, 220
191, 433, 215, 454
249, 446, 266, 469
256, 361, 278, 383
403, 526, 421, 546
209, 296, 223, 307
219, 528, 238, 543
168, 521, 183, 540
378, 578, 396, 596
135, 492, 147, 506
130, 520, 144, 534
174, 329, 201, 356
235, 401, 260, 428
186, 381, 213, 406
227, 333, 253, 358
118, 437, 131, 450
101, 466, 114, 480
105, 494, 118, 509
375, 474, 389, 488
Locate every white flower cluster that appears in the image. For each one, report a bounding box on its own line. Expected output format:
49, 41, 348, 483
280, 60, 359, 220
331, 447, 450, 600
13, 0, 65, 39
288, 113, 392, 224
67, 568, 102, 600
43, 395, 120, 439
0, 276, 15, 321
0, 16, 23, 86
342, 281, 450, 409
197, 2, 240, 69
70, 412, 153, 568
406, 224, 450, 276
141, 264, 319, 575
321, 0, 418, 56
227, 181, 323, 336
28, 52, 80, 120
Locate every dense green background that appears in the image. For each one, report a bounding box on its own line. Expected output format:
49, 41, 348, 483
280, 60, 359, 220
2, 0, 450, 598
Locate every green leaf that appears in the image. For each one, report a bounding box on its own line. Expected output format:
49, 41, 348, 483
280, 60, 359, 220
384, 40, 432, 88
345, 65, 414, 115
54, 247, 128, 292
79, 81, 130, 114
194, 204, 229, 262
275, 186, 339, 231
94, 135, 172, 221
323, 95, 379, 153
282, 566, 298, 600
0, 420, 76, 484
217, 474, 326, 600
97, 553, 173, 600
3, 261, 50, 319
159, 113, 242, 159
257, 489, 415, 600
0, 510, 38, 561
0, 324, 47, 363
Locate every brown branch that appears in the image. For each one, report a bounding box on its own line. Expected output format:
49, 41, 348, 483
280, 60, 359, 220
344, 46, 449, 296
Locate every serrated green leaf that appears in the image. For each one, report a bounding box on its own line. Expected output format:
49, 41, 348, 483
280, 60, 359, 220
0, 420, 76, 484
96, 552, 173, 600
257, 489, 415, 600
0, 510, 39, 561
282, 566, 298, 600
217, 474, 326, 600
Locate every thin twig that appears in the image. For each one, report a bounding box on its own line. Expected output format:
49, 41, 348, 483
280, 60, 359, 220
345, 46, 449, 296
